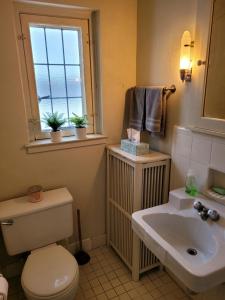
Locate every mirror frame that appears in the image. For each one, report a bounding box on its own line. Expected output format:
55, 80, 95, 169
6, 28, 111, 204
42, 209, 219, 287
189, 0, 225, 138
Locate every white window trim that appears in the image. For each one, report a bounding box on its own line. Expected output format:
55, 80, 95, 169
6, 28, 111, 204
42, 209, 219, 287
14, 1, 100, 142
25, 134, 107, 154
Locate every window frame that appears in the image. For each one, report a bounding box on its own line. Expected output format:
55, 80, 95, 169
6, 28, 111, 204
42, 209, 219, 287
15, 4, 96, 141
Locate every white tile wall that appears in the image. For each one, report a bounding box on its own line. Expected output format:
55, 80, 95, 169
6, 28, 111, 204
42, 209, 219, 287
211, 142, 225, 173
171, 126, 225, 192
191, 134, 212, 165
171, 155, 190, 189
174, 132, 192, 158
189, 160, 209, 191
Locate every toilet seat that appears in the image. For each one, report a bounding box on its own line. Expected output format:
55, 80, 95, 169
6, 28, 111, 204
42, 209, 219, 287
21, 244, 79, 299
23, 275, 78, 300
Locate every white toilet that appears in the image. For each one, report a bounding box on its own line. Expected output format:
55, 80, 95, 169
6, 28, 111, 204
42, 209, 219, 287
0, 188, 79, 300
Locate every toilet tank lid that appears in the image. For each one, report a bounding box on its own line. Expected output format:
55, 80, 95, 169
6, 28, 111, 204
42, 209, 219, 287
0, 188, 73, 220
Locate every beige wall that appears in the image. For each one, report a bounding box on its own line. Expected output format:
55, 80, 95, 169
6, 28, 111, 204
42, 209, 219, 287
137, 0, 197, 154
0, 0, 207, 249
0, 0, 137, 242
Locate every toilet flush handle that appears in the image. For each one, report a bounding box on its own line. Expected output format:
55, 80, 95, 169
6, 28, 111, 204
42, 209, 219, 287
1, 219, 14, 226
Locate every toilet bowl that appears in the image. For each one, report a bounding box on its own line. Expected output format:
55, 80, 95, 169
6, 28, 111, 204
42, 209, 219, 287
21, 244, 79, 300
0, 188, 79, 300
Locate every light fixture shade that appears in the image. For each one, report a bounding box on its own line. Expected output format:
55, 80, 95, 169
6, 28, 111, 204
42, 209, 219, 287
180, 31, 193, 82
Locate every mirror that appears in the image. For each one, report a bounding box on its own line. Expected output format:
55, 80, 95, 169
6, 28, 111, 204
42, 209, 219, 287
203, 0, 225, 120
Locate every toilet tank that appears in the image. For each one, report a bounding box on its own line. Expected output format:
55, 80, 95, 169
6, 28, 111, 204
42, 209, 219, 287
0, 188, 73, 255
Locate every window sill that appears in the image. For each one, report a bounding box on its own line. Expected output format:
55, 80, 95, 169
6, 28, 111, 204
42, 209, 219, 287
25, 134, 107, 154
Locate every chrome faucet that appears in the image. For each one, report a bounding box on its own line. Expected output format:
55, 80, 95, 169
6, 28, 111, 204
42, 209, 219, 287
193, 201, 220, 221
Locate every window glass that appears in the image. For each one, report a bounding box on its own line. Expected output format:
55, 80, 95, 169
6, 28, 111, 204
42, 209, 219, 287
49, 65, 66, 98
34, 65, 50, 100
63, 30, 80, 65
66, 66, 82, 97
30, 27, 47, 64
68, 98, 83, 118
52, 98, 69, 127
45, 28, 64, 64
39, 99, 52, 130
29, 25, 86, 129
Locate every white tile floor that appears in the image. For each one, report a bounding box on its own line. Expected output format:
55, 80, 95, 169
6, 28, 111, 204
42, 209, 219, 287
8, 246, 189, 300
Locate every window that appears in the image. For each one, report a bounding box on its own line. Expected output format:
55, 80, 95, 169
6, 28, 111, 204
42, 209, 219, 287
20, 14, 94, 139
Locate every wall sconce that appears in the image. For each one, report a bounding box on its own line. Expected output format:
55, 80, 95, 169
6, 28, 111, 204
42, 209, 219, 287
180, 31, 194, 82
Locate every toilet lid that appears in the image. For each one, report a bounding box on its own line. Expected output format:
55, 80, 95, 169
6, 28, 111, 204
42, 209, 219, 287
22, 244, 78, 297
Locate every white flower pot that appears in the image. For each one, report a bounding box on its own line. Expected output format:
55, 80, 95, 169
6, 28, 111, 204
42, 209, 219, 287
74, 127, 87, 139
50, 130, 63, 143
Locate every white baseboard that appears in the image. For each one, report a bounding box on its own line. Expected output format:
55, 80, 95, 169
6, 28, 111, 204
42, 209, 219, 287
92, 234, 106, 249
68, 234, 106, 254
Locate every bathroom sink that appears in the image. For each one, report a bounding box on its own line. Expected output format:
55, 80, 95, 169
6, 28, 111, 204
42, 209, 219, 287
132, 189, 225, 293
143, 213, 217, 265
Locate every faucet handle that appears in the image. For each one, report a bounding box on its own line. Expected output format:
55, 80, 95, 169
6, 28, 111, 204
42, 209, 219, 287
199, 210, 208, 221
207, 209, 220, 221
193, 201, 204, 211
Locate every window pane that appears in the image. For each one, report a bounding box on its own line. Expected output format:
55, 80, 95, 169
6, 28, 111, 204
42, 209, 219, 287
52, 98, 69, 126
23, 16, 92, 136
68, 98, 83, 118
63, 29, 80, 64
30, 27, 47, 64
39, 99, 52, 130
34, 65, 50, 100
49, 65, 66, 97
46, 28, 63, 64
66, 66, 82, 97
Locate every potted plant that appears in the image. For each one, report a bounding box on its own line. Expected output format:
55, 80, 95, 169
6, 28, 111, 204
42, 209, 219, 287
42, 112, 66, 143
70, 113, 88, 139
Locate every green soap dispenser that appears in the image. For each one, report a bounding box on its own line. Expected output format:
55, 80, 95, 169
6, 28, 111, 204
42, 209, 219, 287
185, 169, 198, 196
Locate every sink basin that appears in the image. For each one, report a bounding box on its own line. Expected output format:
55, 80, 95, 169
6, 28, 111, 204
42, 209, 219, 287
143, 213, 217, 265
132, 188, 225, 293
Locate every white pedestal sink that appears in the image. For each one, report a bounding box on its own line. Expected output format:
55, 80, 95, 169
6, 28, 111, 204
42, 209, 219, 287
132, 188, 225, 293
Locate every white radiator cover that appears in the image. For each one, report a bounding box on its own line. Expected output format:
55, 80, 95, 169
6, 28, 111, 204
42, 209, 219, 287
107, 145, 170, 280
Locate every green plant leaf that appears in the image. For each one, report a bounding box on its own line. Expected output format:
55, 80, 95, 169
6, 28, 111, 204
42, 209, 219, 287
70, 113, 88, 128
42, 112, 66, 132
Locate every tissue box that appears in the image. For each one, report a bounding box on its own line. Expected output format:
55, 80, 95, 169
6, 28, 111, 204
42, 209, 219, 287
121, 139, 149, 156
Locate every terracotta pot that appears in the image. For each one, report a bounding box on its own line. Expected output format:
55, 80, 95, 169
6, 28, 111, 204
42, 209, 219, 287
50, 130, 63, 143
74, 127, 87, 139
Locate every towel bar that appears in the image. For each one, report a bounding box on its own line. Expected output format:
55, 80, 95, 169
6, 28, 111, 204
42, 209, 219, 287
163, 84, 176, 93
136, 85, 176, 94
